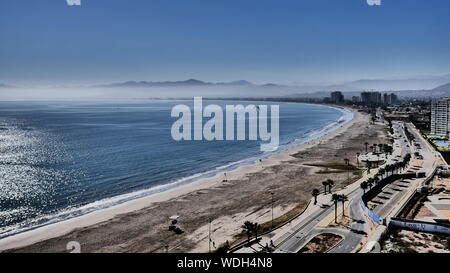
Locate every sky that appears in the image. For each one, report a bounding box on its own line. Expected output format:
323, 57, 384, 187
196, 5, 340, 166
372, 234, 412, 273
1, 0, 450, 86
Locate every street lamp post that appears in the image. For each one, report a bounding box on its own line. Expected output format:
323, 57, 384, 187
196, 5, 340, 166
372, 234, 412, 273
270, 192, 274, 230
209, 219, 212, 253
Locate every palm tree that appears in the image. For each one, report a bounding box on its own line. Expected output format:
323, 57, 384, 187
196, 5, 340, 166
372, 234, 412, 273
373, 176, 379, 186
327, 179, 335, 194
379, 168, 385, 179
322, 180, 329, 195
339, 194, 349, 216
312, 189, 320, 205
253, 222, 260, 241
344, 158, 351, 181
332, 194, 340, 223
385, 165, 392, 176
360, 181, 368, 194
241, 221, 254, 243
369, 177, 376, 188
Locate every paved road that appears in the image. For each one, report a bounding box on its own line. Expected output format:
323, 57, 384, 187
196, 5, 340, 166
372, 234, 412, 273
291, 228, 350, 253
274, 200, 337, 253
329, 191, 367, 253
275, 175, 370, 253
372, 178, 414, 218
371, 122, 438, 218
275, 119, 412, 253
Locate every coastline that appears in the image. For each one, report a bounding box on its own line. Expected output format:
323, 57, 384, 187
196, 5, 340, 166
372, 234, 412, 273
0, 104, 361, 252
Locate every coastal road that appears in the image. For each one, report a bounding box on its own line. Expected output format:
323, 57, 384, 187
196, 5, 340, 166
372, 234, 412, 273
370, 121, 432, 219
275, 184, 367, 253
274, 200, 337, 252
372, 122, 439, 219
275, 120, 411, 253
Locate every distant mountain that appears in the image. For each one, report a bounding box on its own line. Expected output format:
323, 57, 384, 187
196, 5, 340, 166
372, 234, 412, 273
220, 80, 253, 86
343, 74, 450, 91
18, 74, 449, 93
0, 83, 13, 88
432, 83, 450, 91
96, 79, 257, 88
282, 75, 450, 92
3, 75, 450, 100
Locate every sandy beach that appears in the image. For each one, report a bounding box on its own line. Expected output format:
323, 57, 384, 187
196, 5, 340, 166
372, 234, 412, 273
0, 105, 387, 253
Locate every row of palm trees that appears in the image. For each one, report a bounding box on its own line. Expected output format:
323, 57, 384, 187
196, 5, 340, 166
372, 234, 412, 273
332, 193, 348, 223
309, 151, 411, 227
311, 190, 349, 223
321, 179, 335, 195
311, 179, 335, 205
360, 153, 412, 194
360, 176, 380, 194
311, 181, 348, 223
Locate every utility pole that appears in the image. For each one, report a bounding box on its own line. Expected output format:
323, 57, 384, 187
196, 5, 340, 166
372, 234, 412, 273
208, 219, 211, 253
162, 241, 168, 253
270, 192, 274, 230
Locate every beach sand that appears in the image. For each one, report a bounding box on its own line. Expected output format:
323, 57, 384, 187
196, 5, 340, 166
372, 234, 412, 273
0, 106, 387, 253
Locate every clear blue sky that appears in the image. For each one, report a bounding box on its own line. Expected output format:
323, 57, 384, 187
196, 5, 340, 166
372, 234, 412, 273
1, 0, 449, 86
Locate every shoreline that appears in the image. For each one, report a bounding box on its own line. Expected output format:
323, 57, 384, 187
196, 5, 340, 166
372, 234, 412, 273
0, 104, 357, 252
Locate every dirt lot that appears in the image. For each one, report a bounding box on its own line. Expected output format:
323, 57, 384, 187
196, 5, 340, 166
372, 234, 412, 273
381, 229, 450, 253
298, 233, 343, 253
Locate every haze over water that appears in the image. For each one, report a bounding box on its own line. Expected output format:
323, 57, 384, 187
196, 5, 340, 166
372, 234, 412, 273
0, 99, 348, 238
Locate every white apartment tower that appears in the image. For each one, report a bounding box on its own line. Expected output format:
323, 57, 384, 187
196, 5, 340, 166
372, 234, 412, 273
431, 98, 450, 136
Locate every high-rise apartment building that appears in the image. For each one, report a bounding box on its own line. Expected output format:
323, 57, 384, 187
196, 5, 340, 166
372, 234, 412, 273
330, 91, 344, 103
361, 91, 382, 104
431, 98, 450, 136
383, 93, 399, 105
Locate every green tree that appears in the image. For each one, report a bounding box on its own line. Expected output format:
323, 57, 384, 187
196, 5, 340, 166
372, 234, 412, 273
332, 194, 340, 223
360, 181, 368, 194
253, 222, 260, 241
327, 179, 335, 194
339, 194, 349, 216
312, 189, 320, 205
241, 221, 254, 243
322, 180, 329, 195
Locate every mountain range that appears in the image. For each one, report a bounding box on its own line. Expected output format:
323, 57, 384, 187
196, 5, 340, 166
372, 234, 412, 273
93, 79, 254, 88
89, 74, 450, 92
1, 76, 450, 99
0, 83, 13, 88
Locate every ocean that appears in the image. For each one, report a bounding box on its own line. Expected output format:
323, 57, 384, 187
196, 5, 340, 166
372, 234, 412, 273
0, 100, 352, 238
